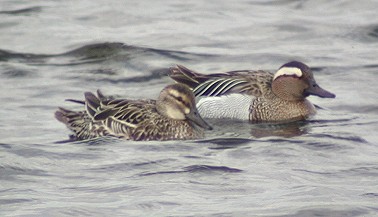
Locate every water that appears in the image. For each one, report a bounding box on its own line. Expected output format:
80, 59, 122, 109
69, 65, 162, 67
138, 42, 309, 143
1, 0, 378, 216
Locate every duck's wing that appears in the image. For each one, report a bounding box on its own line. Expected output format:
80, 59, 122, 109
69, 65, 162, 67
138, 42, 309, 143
84, 91, 155, 137
169, 65, 273, 97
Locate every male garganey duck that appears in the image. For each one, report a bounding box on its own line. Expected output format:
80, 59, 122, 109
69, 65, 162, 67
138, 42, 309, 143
169, 61, 335, 123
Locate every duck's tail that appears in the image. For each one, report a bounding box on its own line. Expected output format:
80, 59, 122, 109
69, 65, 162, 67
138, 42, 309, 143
169, 65, 216, 89
55, 107, 96, 140
55, 90, 111, 141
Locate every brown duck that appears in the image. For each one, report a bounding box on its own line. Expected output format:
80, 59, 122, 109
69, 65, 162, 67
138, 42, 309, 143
55, 83, 212, 141
169, 61, 335, 123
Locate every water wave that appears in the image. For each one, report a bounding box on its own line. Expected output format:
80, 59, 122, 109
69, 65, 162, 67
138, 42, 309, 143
0, 42, 218, 65
139, 164, 242, 177
0, 6, 42, 15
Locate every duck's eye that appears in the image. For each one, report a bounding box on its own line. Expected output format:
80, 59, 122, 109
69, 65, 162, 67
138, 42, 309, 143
176, 96, 184, 103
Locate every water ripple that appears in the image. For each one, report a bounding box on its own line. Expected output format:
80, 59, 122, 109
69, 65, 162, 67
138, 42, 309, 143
362, 192, 378, 198
0, 198, 34, 205
0, 143, 12, 149
139, 165, 242, 177
0, 164, 48, 181
367, 25, 378, 39
273, 207, 369, 217
0, 42, 219, 66
309, 133, 368, 144
183, 165, 243, 173
85, 68, 168, 84
60, 185, 138, 194
85, 159, 177, 173
0, 6, 42, 15
198, 138, 253, 149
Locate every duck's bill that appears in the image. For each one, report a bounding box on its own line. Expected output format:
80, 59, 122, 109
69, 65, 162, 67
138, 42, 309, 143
187, 109, 213, 130
305, 83, 336, 98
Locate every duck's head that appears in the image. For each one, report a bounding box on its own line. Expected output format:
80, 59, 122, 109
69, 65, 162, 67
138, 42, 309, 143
157, 83, 212, 130
271, 61, 336, 101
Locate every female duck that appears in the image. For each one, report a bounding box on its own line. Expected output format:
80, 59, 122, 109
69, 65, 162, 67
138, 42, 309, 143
169, 61, 335, 123
55, 83, 212, 141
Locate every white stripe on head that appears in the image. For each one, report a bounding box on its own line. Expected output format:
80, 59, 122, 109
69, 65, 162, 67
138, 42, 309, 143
273, 67, 303, 81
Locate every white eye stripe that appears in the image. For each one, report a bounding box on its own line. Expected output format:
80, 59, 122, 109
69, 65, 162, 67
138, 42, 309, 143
169, 89, 180, 97
273, 67, 303, 81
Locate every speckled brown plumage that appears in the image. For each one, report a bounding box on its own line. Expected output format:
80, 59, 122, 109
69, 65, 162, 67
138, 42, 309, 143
55, 84, 211, 141
169, 61, 335, 123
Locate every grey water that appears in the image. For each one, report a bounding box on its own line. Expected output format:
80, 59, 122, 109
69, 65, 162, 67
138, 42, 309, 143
1, 0, 378, 216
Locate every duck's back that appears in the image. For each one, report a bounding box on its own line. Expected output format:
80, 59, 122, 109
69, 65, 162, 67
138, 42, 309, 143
56, 94, 203, 141
130, 117, 203, 141
170, 68, 274, 120
97, 98, 203, 140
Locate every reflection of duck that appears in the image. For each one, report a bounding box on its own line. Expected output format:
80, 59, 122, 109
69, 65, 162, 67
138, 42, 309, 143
169, 61, 335, 123
203, 118, 307, 139
55, 84, 212, 141
249, 121, 308, 138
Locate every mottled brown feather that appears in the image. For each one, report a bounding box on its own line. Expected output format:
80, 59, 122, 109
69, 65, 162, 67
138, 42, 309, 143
55, 85, 208, 141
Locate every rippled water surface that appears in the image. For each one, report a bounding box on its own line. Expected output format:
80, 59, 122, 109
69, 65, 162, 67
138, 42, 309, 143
1, 0, 378, 216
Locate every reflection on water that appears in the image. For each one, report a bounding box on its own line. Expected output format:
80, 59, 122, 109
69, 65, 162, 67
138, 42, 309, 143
249, 121, 308, 138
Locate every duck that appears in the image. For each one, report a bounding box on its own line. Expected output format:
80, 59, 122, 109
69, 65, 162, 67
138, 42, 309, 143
55, 83, 212, 141
169, 61, 335, 123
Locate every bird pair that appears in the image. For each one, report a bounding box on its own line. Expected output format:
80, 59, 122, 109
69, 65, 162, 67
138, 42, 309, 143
55, 61, 335, 141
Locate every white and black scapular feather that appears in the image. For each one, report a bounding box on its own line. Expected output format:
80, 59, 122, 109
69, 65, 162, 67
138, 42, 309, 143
169, 61, 335, 122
